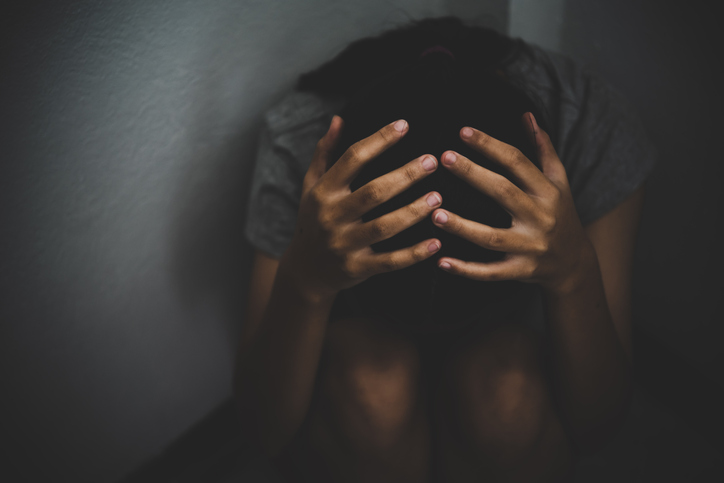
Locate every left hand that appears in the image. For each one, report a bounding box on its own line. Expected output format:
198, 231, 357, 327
432, 112, 595, 294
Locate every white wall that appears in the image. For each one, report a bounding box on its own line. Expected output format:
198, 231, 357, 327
0, 1, 508, 481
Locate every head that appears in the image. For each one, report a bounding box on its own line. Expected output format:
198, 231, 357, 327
298, 18, 555, 331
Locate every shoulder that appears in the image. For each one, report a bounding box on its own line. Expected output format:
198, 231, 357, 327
504, 42, 614, 110
260, 90, 343, 172
504, 42, 647, 144
505, 41, 657, 225
263, 90, 343, 136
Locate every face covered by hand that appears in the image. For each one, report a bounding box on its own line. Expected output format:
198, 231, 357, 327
333, 51, 551, 332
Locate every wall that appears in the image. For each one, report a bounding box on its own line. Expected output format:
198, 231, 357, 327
558, 0, 723, 383
3, 0, 721, 481
0, 1, 508, 482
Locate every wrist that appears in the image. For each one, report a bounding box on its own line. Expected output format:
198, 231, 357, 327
543, 240, 600, 297
276, 255, 339, 306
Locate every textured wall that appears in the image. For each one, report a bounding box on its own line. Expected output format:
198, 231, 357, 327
0, 1, 508, 482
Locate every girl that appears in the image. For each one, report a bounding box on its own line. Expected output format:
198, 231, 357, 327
235, 17, 656, 482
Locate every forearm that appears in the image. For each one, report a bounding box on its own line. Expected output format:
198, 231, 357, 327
236, 259, 336, 457
543, 242, 633, 453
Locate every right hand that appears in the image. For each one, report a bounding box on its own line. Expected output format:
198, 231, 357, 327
280, 116, 443, 299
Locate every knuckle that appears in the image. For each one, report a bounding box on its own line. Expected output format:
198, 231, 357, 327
368, 220, 386, 240
341, 257, 358, 279
477, 132, 491, 149
414, 244, 430, 261
540, 213, 557, 233
403, 163, 418, 184
452, 160, 475, 178
450, 214, 464, 232
528, 260, 541, 279
317, 210, 335, 231
328, 235, 345, 256
548, 185, 562, 203
485, 269, 503, 282
308, 186, 324, 206
510, 148, 528, 168
378, 126, 396, 144
459, 158, 473, 177
494, 179, 515, 199
407, 201, 424, 220
486, 230, 503, 248
380, 256, 399, 273
347, 142, 365, 162
531, 239, 549, 255
359, 184, 382, 206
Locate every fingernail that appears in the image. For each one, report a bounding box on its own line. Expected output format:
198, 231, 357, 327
422, 155, 437, 171
461, 127, 473, 139
440, 261, 451, 270
434, 211, 448, 224
393, 119, 408, 132
528, 112, 538, 134
428, 241, 440, 253
442, 152, 456, 166
426, 193, 441, 207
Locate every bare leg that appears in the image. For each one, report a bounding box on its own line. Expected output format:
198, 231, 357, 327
274, 315, 432, 483
428, 321, 575, 482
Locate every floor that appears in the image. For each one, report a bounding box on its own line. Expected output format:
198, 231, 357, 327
121, 329, 724, 483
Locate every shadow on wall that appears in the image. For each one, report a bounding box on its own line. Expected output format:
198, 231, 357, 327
165, 0, 513, 354
167, 97, 258, 356
560, 0, 724, 386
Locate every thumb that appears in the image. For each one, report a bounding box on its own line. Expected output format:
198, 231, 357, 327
303, 115, 344, 193
524, 112, 567, 186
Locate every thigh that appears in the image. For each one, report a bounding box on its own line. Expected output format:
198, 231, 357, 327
427, 321, 574, 483
274, 315, 432, 483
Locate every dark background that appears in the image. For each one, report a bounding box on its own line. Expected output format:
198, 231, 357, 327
1, 0, 722, 481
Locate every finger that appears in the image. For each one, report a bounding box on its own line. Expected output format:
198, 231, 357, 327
458, 126, 550, 195
341, 154, 438, 220
437, 257, 531, 282
431, 209, 526, 252
325, 119, 409, 188
440, 151, 536, 217
351, 192, 442, 247
364, 237, 441, 276
303, 115, 344, 194
523, 112, 568, 187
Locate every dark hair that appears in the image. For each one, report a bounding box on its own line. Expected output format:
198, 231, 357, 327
298, 18, 550, 332
297, 17, 521, 100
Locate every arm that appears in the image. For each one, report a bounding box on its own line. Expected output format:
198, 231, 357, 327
583, 186, 644, 362
238, 250, 279, 358
541, 189, 641, 454
431, 114, 640, 455
233, 116, 443, 458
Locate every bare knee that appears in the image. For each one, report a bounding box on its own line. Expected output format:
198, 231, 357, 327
321, 317, 422, 454
442, 326, 552, 465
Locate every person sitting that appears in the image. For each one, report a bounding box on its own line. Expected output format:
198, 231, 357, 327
235, 16, 656, 482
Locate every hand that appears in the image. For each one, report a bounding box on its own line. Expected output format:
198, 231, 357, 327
281, 116, 443, 299
431, 112, 595, 294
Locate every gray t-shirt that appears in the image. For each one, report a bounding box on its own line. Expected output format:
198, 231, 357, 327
245, 42, 657, 260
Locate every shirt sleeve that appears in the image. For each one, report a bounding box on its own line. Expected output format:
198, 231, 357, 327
244, 120, 303, 259
551, 57, 658, 225
244, 91, 338, 258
